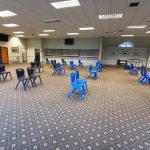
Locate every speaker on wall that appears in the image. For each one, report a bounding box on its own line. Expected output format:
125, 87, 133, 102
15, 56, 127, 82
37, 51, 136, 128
65, 38, 74, 45
0, 34, 8, 42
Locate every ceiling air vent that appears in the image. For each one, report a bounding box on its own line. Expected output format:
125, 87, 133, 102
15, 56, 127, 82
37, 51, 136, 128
44, 19, 61, 23
129, 2, 140, 7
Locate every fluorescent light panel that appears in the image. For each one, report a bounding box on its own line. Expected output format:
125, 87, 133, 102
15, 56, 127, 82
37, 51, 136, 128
0, 10, 17, 17
51, 0, 80, 9
3, 23, 19, 27
67, 33, 79, 35
79, 27, 94, 30
127, 25, 147, 29
121, 35, 134, 37
99, 13, 123, 19
13, 31, 24, 34
16, 35, 24, 37
145, 31, 150, 33
38, 34, 49, 36
43, 30, 55, 32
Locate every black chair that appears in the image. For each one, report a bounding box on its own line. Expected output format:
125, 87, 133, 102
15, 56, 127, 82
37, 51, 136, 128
52, 63, 59, 76
50, 60, 54, 68
0, 64, 12, 82
27, 67, 42, 87
35, 61, 44, 73
62, 59, 67, 66
15, 68, 32, 91
46, 58, 50, 64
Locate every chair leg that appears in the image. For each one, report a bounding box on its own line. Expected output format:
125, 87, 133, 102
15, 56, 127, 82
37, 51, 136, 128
9, 72, 12, 80
15, 81, 20, 89
78, 87, 83, 101
67, 87, 76, 98
38, 76, 42, 84
22, 81, 26, 91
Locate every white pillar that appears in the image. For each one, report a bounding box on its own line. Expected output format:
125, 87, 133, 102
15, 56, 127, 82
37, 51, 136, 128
99, 37, 102, 61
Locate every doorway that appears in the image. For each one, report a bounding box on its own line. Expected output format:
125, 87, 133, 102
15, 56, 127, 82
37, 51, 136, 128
35, 49, 40, 62
1, 47, 9, 64
22, 48, 27, 62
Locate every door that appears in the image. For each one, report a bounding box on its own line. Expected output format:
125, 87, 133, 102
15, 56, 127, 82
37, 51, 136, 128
1, 47, 9, 64
0, 48, 2, 64
35, 49, 40, 62
22, 48, 27, 62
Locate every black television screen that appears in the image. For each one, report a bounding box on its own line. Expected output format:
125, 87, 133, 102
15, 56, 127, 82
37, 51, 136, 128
0, 34, 8, 42
65, 38, 74, 45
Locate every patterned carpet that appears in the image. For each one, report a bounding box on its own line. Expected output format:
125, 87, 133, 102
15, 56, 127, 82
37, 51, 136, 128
0, 64, 150, 150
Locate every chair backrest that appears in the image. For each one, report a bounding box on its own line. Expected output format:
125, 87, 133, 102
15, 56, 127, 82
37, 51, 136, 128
0, 64, 5, 72
27, 67, 34, 77
53, 63, 57, 70
130, 64, 134, 69
96, 61, 99, 66
70, 61, 73, 65
16, 68, 25, 79
78, 60, 81, 63
51, 60, 54, 64
70, 73, 75, 84
141, 68, 147, 76
75, 70, 80, 80
54, 60, 56, 64
89, 65, 92, 72
31, 62, 36, 67
57, 63, 61, 68
36, 61, 40, 67
62, 59, 64, 63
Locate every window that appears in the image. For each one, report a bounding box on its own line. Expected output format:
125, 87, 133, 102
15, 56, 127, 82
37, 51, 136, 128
119, 41, 134, 48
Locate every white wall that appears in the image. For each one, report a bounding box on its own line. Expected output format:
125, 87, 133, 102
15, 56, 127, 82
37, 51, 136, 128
0, 36, 26, 63
26, 38, 44, 63
43, 38, 100, 49
43, 38, 101, 65
102, 47, 149, 67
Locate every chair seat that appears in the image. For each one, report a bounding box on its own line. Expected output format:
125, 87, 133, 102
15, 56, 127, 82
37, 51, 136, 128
91, 70, 97, 73
77, 79, 87, 83
72, 82, 84, 88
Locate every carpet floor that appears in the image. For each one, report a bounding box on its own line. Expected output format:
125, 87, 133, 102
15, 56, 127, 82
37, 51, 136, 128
0, 64, 150, 150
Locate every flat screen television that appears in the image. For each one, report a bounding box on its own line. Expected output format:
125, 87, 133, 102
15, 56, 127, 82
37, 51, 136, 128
0, 34, 8, 42
65, 38, 74, 45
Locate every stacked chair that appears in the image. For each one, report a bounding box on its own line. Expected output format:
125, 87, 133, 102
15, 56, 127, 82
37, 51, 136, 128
69, 61, 77, 70
87, 64, 97, 80
78, 59, 83, 67
0, 64, 12, 82
67, 71, 87, 101
96, 61, 103, 72
138, 68, 150, 84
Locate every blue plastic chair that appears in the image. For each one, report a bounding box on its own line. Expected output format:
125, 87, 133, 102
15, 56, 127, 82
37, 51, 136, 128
69, 61, 76, 70
78, 59, 83, 67
137, 68, 146, 82
138, 68, 150, 84
57, 63, 65, 75
67, 73, 85, 101
96, 61, 103, 72
87, 65, 97, 80
75, 70, 88, 92
129, 67, 138, 76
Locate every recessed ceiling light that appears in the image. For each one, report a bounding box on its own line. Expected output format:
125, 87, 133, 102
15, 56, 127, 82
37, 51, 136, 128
13, 31, 24, 34
121, 34, 134, 37
3, 23, 19, 27
0, 10, 17, 17
79, 27, 94, 30
51, 0, 80, 9
127, 25, 147, 29
43, 30, 55, 32
15, 35, 24, 37
145, 31, 150, 33
99, 13, 123, 19
67, 33, 79, 35
38, 34, 49, 36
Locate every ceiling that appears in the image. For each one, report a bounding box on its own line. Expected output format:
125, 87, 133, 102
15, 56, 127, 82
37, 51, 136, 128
0, 0, 150, 38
